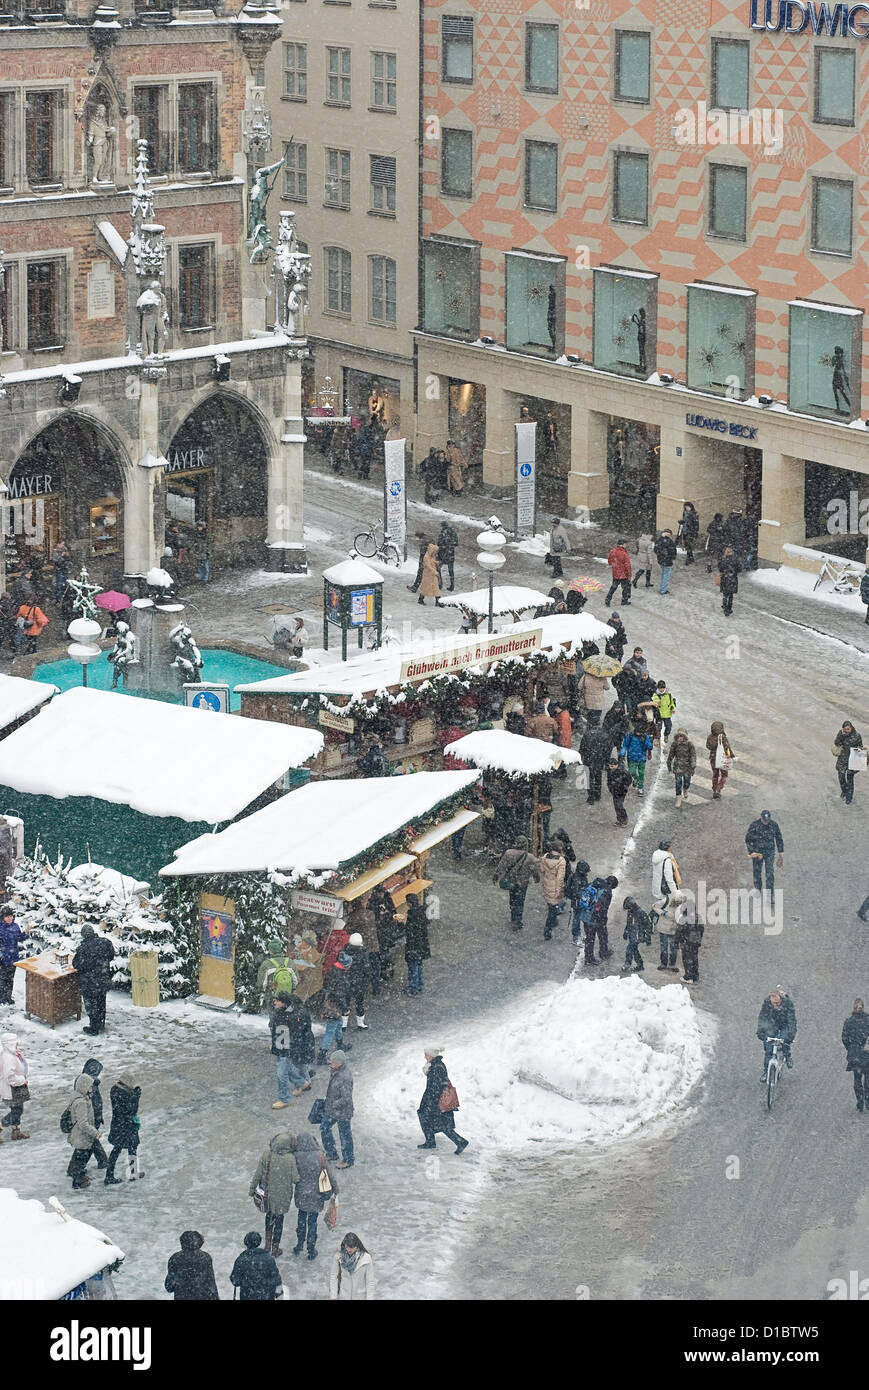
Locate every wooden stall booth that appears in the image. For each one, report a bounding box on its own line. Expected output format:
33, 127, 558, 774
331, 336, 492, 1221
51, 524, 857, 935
15, 952, 81, 1028
444, 728, 582, 856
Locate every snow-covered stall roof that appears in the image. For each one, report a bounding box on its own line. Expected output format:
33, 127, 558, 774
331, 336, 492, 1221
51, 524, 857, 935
502, 612, 614, 649
160, 769, 480, 879
0, 1188, 124, 1300
0, 686, 323, 824
0, 673, 57, 731
437, 585, 553, 616
322, 558, 383, 586
445, 729, 582, 777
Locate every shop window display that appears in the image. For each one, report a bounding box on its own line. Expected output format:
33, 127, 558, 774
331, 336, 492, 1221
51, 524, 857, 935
89, 499, 120, 558
423, 239, 478, 338
686, 284, 754, 398
505, 252, 563, 358
788, 301, 861, 421
593, 266, 656, 377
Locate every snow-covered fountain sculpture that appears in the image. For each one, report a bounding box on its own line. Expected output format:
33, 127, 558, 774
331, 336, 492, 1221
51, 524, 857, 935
125, 567, 205, 700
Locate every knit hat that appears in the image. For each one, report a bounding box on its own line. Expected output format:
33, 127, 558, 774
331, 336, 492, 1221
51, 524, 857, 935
424, 1045, 444, 1057
330, 1050, 346, 1065
80, 924, 95, 938
513, 835, 529, 849
0, 906, 14, 920
760, 810, 772, 821
266, 938, 284, 954
348, 933, 363, 947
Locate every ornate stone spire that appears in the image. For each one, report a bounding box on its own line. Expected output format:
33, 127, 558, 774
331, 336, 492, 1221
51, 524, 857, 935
128, 140, 165, 281
131, 139, 155, 223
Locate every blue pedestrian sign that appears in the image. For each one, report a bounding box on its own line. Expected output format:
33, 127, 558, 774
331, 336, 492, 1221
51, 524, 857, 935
389, 479, 403, 497
519, 463, 532, 478
184, 682, 230, 713
192, 689, 222, 711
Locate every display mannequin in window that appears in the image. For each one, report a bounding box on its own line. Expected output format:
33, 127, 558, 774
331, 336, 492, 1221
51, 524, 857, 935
631, 307, 647, 374
832, 346, 851, 415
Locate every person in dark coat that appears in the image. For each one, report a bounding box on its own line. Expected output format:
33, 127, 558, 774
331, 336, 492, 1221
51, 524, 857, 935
842, 999, 869, 1111
103, 1073, 141, 1185
589, 875, 618, 963
607, 756, 633, 827
343, 934, 370, 1030
565, 858, 591, 945
320, 1051, 354, 1169
579, 723, 617, 805
286, 995, 315, 1086
718, 546, 741, 617
271, 992, 311, 1105
229, 1232, 282, 1301
407, 532, 431, 593
437, 521, 458, 592
705, 513, 726, 572
757, 989, 796, 1080
674, 903, 704, 983
565, 587, 586, 614
861, 569, 869, 626
833, 720, 863, 805
724, 508, 749, 564
0, 594, 16, 655
653, 530, 677, 595
620, 897, 651, 975
678, 502, 699, 564
72, 925, 116, 1035
0, 906, 28, 1005
80, 1059, 108, 1169
403, 894, 431, 996
417, 1047, 468, 1153
164, 1231, 219, 1300
745, 810, 784, 898
604, 612, 628, 661
292, 1132, 338, 1259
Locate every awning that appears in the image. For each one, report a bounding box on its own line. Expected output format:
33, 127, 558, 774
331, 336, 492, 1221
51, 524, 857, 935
410, 809, 480, 855
334, 852, 416, 902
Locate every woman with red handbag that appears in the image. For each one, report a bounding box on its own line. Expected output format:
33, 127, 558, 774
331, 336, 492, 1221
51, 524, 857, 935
416, 1047, 468, 1154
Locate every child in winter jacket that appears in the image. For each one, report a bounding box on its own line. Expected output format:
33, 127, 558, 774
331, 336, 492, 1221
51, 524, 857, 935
651, 682, 676, 742
620, 726, 653, 793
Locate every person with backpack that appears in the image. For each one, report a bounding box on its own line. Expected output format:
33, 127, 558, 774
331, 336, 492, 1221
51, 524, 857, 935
230, 1232, 282, 1301
620, 897, 652, 975
539, 841, 567, 942
293, 1132, 339, 1260
417, 1046, 468, 1153
270, 992, 310, 1109
64, 1073, 101, 1190
403, 894, 431, 996
103, 1073, 141, 1185
492, 835, 540, 931
164, 1231, 219, 1300
72, 924, 116, 1036
666, 729, 696, 808
674, 902, 704, 984
620, 723, 653, 795
249, 1131, 300, 1256
606, 756, 633, 827
257, 939, 299, 1007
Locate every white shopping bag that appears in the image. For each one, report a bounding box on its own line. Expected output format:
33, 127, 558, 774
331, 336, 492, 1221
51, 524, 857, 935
849, 746, 868, 773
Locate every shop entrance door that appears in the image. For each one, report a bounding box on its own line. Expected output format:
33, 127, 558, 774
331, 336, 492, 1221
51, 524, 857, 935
607, 418, 659, 530
448, 380, 486, 476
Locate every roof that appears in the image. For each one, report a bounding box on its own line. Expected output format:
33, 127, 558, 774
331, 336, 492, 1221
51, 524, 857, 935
0, 674, 57, 730
322, 559, 383, 587
160, 769, 480, 879
0, 1188, 124, 1300
0, 686, 323, 824
444, 729, 582, 777
437, 586, 553, 616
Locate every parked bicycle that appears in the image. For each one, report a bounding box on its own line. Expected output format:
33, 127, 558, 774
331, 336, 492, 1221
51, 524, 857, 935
353, 521, 401, 567
813, 556, 863, 594
764, 1035, 786, 1111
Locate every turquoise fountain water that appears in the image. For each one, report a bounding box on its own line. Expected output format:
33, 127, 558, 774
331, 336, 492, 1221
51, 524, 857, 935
33, 648, 287, 712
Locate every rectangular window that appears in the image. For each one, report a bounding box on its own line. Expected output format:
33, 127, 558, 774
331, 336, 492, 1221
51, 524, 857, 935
327, 47, 351, 105
789, 299, 861, 419
325, 246, 351, 314
814, 47, 855, 126
325, 148, 351, 207
25, 90, 61, 185
708, 163, 747, 240
26, 259, 64, 349
0, 92, 15, 189
369, 154, 395, 213
686, 283, 755, 397
369, 255, 396, 324
133, 86, 171, 176
371, 52, 396, 111
423, 238, 478, 337
178, 83, 215, 174
525, 139, 557, 212
442, 15, 473, 84
711, 37, 749, 110
525, 23, 558, 95
592, 265, 657, 377
614, 31, 650, 103
441, 128, 472, 198
178, 244, 215, 329
0, 262, 16, 351
283, 43, 308, 100
505, 252, 563, 357
283, 141, 307, 201
612, 150, 648, 224
812, 176, 852, 255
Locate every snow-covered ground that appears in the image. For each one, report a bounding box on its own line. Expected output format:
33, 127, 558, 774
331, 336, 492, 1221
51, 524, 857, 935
750, 563, 866, 616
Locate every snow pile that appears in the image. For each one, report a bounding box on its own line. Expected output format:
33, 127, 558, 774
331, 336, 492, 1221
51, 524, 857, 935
67, 863, 150, 903
370, 975, 707, 1148
750, 563, 866, 615
0, 1188, 124, 1300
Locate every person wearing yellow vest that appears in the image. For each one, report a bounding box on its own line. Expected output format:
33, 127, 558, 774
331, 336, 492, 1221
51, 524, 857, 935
651, 681, 677, 743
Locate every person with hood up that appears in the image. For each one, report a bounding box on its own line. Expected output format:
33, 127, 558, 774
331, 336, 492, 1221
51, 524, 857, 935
666, 729, 696, 808
841, 999, 869, 1111
417, 541, 443, 606
653, 529, 677, 594
403, 894, 431, 996
0, 906, 28, 1005
270, 992, 311, 1108
547, 517, 571, 579
343, 932, 370, 1031
605, 612, 628, 661
757, 989, 796, 1081
632, 531, 654, 589
65, 1073, 101, 1189
605, 540, 633, 607
606, 756, 633, 827
706, 721, 735, 799
230, 1232, 282, 1301
0, 1032, 29, 1141
620, 897, 651, 975
321, 1050, 355, 1169
745, 810, 784, 899
493, 835, 540, 931
579, 722, 615, 804
104, 1073, 141, 1185
249, 1131, 300, 1256
80, 1059, 108, 1169
539, 841, 567, 941
72, 924, 116, 1035
293, 1132, 338, 1259
620, 723, 653, 795
718, 546, 741, 617
331, 1233, 375, 1300
705, 513, 726, 572
652, 839, 682, 970
674, 901, 704, 984
833, 720, 863, 805
164, 1231, 219, 1300
564, 858, 591, 945
417, 1046, 468, 1153
677, 502, 699, 564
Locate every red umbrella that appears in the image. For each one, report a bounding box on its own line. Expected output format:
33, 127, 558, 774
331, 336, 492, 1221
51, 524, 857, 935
95, 590, 131, 612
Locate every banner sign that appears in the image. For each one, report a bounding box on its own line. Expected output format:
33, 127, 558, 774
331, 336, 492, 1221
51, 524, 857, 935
292, 889, 343, 917
514, 422, 537, 536
318, 709, 355, 733
399, 628, 542, 682
384, 438, 407, 560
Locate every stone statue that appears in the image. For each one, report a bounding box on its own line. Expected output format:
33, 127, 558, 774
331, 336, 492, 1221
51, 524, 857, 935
87, 103, 116, 183
0, 254, 5, 357
285, 279, 307, 338
137, 279, 169, 357
107, 621, 138, 690
273, 211, 311, 333
169, 623, 204, 684
247, 157, 284, 251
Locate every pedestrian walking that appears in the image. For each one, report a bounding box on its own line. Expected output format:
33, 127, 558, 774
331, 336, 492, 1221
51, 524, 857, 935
717, 546, 741, 616
230, 1232, 282, 1301
193, 521, 212, 583
582, 875, 617, 965
403, 894, 431, 996
654, 529, 677, 595
65, 1073, 101, 1189
842, 1000, 869, 1111
492, 835, 540, 930
417, 542, 442, 606
706, 720, 735, 799
445, 440, 465, 496
620, 897, 650, 975
577, 670, 609, 730
677, 502, 699, 564
832, 720, 864, 804
564, 858, 591, 944
103, 1073, 141, 1185
539, 841, 567, 941
407, 532, 430, 594
547, 517, 571, 579
80, 1059, 108, 1169
861, 569, 869, 626
705, 513, 726, 572
72, 924, 116, 1036
745, 810, 783, 899
344, 933, 370, 1031
270, 992, 311, 1109
14, 599, 49, 654
666, 729, 696, 808
652, 839, 682, 971
437, 521, 458, 592
724, 508, 749, 565
651, 680, 676, 743
417, 1047, 468, 1153
0, 1032, 29, 1142
164, 1231, 219, 1300
614, 647, 648, 716
632, 531, 654, 589
317, 961, 351, 1063
620, 723, 653, 795
249, 1131, 300, 1256
330, 1233, 375, 1300
257, 935, 300, 1001
285, 995, 315, 1092
605, 540, 633, 607
605, 612, 628, 660
320, 1051, 354, 1169
292, 1132, 338, 1260
606, 756, 633, 827
674, 902, 704, 983
602, 700, 630, 750
0, 905, 28, 1005
552, 702, 574, 760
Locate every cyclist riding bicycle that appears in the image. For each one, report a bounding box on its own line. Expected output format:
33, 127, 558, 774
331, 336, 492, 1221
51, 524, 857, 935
757, 988, 797, 1082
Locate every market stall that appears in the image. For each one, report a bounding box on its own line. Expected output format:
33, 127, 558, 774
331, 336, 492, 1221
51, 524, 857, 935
0, 672, 58, 741
437, 585, 555, 633
160, 769, 480, 1010
236, 613, 613, 781
0, 1188, 124, 1300
444, 728, 582, 855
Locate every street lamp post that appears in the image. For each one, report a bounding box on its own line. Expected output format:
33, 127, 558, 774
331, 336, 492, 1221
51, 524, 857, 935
67, 616, 102, 688
476, 517, 507, 634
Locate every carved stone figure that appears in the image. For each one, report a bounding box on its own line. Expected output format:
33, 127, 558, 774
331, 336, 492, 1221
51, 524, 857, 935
137, 279, 169, 357
88, 103, 116, 183
247, 157, 284, 248
273, 211, 311, 333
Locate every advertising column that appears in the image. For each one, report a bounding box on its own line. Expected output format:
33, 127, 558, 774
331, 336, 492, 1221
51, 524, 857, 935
384, 437, 407, 560
514, 421, 537, 538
